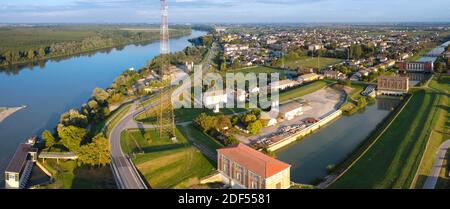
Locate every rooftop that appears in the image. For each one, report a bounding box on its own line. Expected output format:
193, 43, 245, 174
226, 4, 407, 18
218, 143, 290, 178
279, 101, 303, 114
5, 143, 36, 174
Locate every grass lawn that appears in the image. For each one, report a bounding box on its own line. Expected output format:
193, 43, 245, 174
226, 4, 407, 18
279, 79, 336, 103
224, 66, 297, 77
121, 128, 215, 189
178, 124, 224, 153
412, 76, 450, 188
135, 101, 247, 124
331, 88, 441, 189
39, 159, 116, 189
284, 56, 343, 70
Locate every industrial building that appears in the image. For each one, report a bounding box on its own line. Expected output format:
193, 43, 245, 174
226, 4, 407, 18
217, 143, 291, 189
377, 75, 409, 96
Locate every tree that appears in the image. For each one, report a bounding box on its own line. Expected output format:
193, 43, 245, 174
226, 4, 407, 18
435, 62, 446, 74
247, 120, 263, 135
242, 114, 257, 125
38, 48, 46, 57
78, 134, 111, 167
92, 87, 110, 104
262, 148, 276, 158
193, 113, 217, 132
58, 125, 87, 152
215, 115, 231, 131
224, 136, 239, 146
60, 109, 88, 128
41, 130, 56, 149
232, 59, 241, 69
27, 50, 35, 60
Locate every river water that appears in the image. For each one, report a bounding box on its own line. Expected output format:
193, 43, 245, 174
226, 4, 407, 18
277, 98, 400, 184
0, 30, 207, 186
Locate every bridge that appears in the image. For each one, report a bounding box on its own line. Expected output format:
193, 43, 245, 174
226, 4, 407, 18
38, 152, 78, 163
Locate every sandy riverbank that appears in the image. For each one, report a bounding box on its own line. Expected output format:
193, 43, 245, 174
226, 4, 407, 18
0, 105, 26, 123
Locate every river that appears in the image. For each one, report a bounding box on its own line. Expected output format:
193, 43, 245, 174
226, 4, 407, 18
277, 98, 400, 184
0, 30, 207, 186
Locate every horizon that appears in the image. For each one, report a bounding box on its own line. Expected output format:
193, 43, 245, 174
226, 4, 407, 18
1, 0, 449, 23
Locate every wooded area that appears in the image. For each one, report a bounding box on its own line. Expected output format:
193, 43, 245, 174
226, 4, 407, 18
0, 25, 192, 66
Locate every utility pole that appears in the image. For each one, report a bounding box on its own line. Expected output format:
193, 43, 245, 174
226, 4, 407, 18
158, 0, 176, 140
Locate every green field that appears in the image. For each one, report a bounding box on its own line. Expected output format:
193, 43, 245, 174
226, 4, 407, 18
284, 56, 343, 70
412, 76, 450, 188
178, 124, 224, 153
331, 88, 442, 189
39, 160, 116, 189
279, 80, 336, 103
224, 66, 297, 77
121, 128, 215, 189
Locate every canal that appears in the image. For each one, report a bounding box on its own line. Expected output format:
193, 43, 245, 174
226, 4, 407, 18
0, 30, 207, 187
277, 98, 400, 184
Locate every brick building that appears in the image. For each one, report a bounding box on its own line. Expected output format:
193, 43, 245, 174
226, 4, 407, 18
377, 75, 409, 96
398, 61, 434, 73
217, 144, 291, 189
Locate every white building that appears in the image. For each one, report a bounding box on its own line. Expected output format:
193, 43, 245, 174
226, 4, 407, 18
204, 90, 228, 108
279, 102, 303, 121
5, 140, 38, 189
270, 79, 301, 91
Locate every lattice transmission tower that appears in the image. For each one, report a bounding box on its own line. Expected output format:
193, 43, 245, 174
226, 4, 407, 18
158, 0, 176, 139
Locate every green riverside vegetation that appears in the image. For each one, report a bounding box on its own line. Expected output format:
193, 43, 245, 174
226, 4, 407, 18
331, 76, 448, 189
0, 25, 191, 66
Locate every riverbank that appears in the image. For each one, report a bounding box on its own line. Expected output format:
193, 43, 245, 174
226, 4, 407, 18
330, 87, 440, 188
0, 105, 26, 123
0, 29, 192, 68
0, 30, 208, 188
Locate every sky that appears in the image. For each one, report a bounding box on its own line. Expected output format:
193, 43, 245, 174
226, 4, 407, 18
1, 0, 450, 23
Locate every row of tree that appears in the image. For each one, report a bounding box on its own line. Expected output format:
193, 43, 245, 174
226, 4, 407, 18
0, 28, 191, 66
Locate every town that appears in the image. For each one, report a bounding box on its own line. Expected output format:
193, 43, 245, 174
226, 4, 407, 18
4, 22, 449, 190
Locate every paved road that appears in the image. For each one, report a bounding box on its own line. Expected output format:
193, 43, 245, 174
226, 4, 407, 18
109, 100, 162, 189
423, 140, 450, 189
109, 40, 219, 189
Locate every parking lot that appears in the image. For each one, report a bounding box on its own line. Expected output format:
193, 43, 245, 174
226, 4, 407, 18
236, 87, 345, 144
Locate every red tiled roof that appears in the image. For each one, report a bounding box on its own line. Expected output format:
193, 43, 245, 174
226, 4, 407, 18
217, 144, 290, 178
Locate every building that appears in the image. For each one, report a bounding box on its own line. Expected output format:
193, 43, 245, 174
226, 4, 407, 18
217, 144, 291, 189
228, 89, 247, 103
5, 139, 38, 189
261, 111, 278, 127
377, 75, 409, 96
270, 79, 301, 91
204, 90, 227, 106
298, 73, 320, 83
398, 61, 434, 73
266, 39, 278, 45
215, 27, 226, 33
279, 102, 303, 120
308, 44, 323, 51
324, 70, 346, 80
223, 44, 249, 55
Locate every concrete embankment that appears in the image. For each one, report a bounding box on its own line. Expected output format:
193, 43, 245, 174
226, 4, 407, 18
268, 110, 343, 152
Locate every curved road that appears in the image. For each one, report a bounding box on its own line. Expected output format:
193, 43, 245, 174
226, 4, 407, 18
109, 100, 162, 189
109, 41, 219, 189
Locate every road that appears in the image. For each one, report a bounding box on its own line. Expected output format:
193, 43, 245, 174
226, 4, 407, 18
109, 40, 219, 189
109, 100, 163, 189
422, 140, 450, 189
